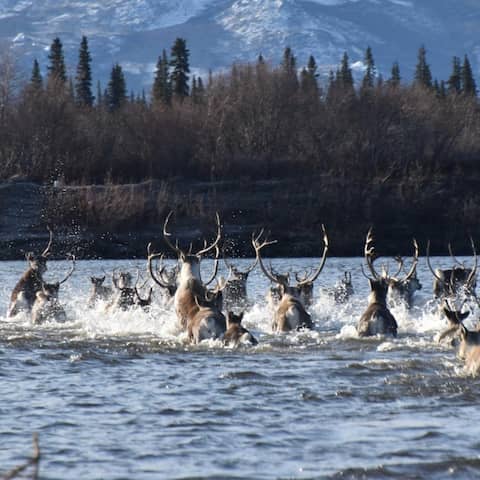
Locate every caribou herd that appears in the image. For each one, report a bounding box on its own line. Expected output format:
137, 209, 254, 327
5, 214, 480, 374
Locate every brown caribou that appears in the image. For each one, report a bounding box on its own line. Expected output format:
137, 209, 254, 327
8, 227, 53, 317
223, 311, 258, 347
151, 211, 222, 331
426, 238, 477, 299
357, 230, 417, 337
31, 255, 76, 324
253, 227, 328, 332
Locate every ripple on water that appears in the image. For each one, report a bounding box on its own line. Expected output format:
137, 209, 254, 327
0, 258, 479, 479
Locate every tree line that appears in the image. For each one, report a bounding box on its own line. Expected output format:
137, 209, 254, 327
0, 36, 479, 186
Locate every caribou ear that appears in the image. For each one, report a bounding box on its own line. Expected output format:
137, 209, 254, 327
459, 311, 470, 321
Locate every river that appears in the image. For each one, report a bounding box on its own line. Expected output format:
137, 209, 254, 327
1, 256, 479, 479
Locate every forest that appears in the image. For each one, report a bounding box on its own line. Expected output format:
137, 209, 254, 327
0, 37, 479, 257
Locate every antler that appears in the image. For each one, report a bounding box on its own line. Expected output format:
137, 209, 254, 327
147, 243, 177, 291
42, 226, 53, 258
364, 228, 381, 280
252, 230, 283, 284
448, 242, 465, 268
398, 239, 419, 283
58, 254, 76, 284
297, 224, 329, 286
203, 245, 220, 286
196, 213, 222, 257
163, 211, 184, 258
466, 236, 478, 290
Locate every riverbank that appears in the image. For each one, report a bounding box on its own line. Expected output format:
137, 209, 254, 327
0, 175, 477, 259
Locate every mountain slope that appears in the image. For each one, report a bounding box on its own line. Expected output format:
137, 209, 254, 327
1, 0, 479, 93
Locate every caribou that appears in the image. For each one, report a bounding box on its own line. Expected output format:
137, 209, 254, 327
8, 227, 54, 317
331, 272, 354, 304
426, 238, 477, 300
222, 251, 257, 310
88, 276, 113, 308
253, 227, 328, 332
31, 255, 76, 324
437, 299, 470, 343
150, 211, 222, 332
187, 286, 226, 344
356, 229, 418, 337
223, 311, 258, 347
387, 249, 421, 308
109, 270, 137, 310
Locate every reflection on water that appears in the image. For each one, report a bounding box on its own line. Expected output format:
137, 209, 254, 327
0, 257, 479, 479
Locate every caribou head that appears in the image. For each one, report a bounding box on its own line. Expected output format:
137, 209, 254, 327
426, 238, 477, 299
332, 272, 354, 304
386, 244, 421, 308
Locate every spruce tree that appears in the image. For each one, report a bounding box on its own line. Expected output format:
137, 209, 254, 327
281, 46, 299, 92
107, 63, 127, 111
47, 37, 67, 84
170, 38, 190, 99
338, 52, 354, 91
300, 55, 319, 96
388, 61, 401, 88
462, 54, 477, 97
96, 80, 103, 107
75, 35, 94, 107
414, 45, 432, 89
152, 49, 172, 105
361, 46, 376, 90
446, 56, 461, 94
30, 59, 43, 90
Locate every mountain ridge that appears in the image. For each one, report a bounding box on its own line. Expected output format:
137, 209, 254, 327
1, 0, 478, 92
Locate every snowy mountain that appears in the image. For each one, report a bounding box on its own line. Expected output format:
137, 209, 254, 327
1, 0, 479, 93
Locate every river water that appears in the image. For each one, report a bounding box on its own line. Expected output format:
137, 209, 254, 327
1, 256, 479, 479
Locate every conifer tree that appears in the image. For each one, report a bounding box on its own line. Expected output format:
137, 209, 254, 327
414, 45, 432, 89
96, 80, 103, 107
170, 38, 190, 99
338, 52, 354, 91
281, 46, 299, 92
47, 37, 67, 84
462, 54, 477, 97
152, 49, 171, 105
75, 35, 94, 107
30, 59, 43, 90
446, 56, 461, 94
300, 55, 319, 95
388, 61, 401, 88
107, 63, 127, 111
361, 46, 376, 90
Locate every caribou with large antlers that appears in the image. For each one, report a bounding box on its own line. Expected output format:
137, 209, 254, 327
253, 227, 328, 332
150, 211, 222, 330
8, 227, 54, 317
426, 238, 477, 299
357, 229, 406, 337
31, 254, 76, 324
